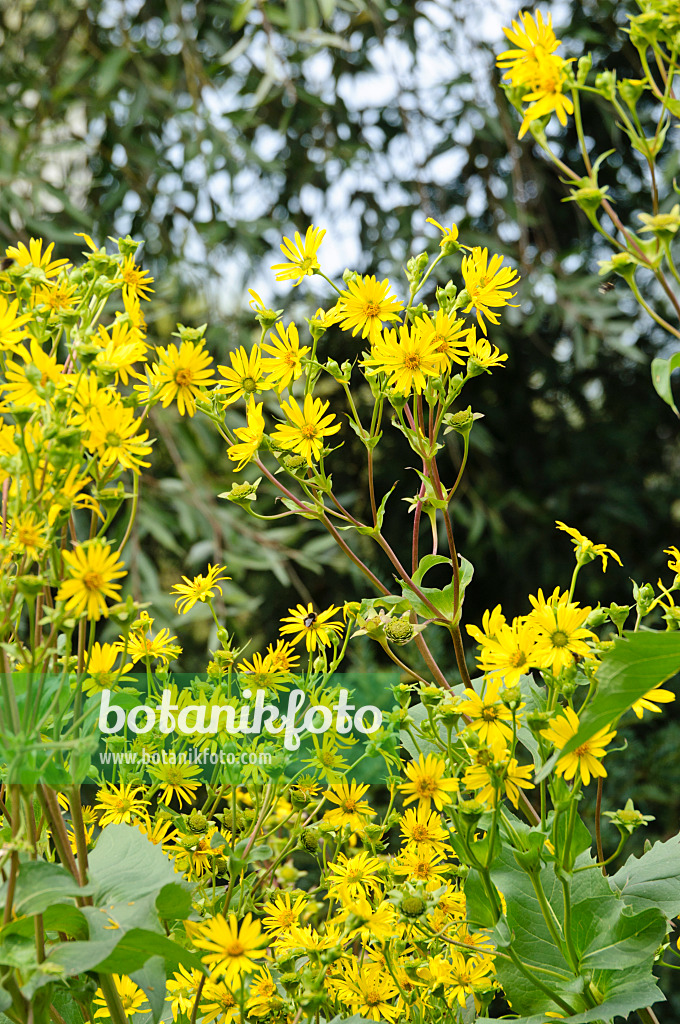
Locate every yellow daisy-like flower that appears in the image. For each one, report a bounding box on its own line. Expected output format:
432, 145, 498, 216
326, 849, 384, 901
332, 961, 400, 1024
227, 398, 265, 472
37, 279, 80, 315
468, 616, 540, 686
93, 975, 148, 1019
323, 780, 376, 831
165, 966, 202, 1023
7, 509, 47, 561
171, 563, 231, 614
541, 706, 616, 786
271, 225, 326, 285
123, 626, 182, 668
527, 593, 597, 673
416, 308, 469, 367
115, 253, 154, 301
0, 295, 32, 353
148, 759, 203, 807
218, 345, 272, 406
142, 340, 216, 417
337, 274, 403, 346
82, 641, 134, 696
664, 545, 680, 580
199, 979, 239, 1024
398, 753, 458, 811
362, 323, 442, 395
246, 965, 279, 1017
631, 684, 675, 719
279, 601, 344, 651
272, 392, 341, 465
57, 540, 127, 621
262, 321, 310, 392
85, 400, 153, 474
265, 638, 300, 672
518, 55, 574, 138
262, 891, 307, 934
464, 325, 509, 370
95, 319, 148, 384
466, 604, 507, 644
342, 896, 397, 945
393, 847, 450, 883
498, 10, 561, 84
461, 247, 520, 332
464, 754, 534, 809
459, 677, 518, 751
399, 805, 449, 854
556, 520, 622, 573
426, 217, 461, 249
2, 339, 67, 407
94, 783, 149, 827
5, 238, 70, 279
186, 912, 266, 984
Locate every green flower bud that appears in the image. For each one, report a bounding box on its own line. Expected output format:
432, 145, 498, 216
420, 684, 444, 707
594, 69, 617, 101
385, 617, 415, 645
577, 53, 592, 85
299, 828, 320, 854
400, 895, 427, 918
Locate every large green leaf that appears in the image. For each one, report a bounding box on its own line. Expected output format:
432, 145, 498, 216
88, 824, 178, 902
651, 352, 680, 416
559, 631, 680, 759
610, 834, 680, 918
572, 899, 666, 969
5, 860, 90, 916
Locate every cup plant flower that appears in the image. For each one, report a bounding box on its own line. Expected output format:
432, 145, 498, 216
1, 6, 680, 1024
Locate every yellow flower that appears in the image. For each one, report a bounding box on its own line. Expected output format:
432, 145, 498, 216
415, 308, 469, 366
664, 546, 680, 581
115, 253, 154, 301
362, 323, 442, 395
95, 319, 148, 384
337, 274, 403, 346
262, 321, 310, 392
262, 891, 307, 933
93, 975, 148, 1019
333, 960, 400, 1022
528, 592, 597, 673
342, 896, 397, 944
631, 685, 675, 719
459, 678, 518, 751
399, 805, 449, 854
461, 249, 520, 332
246, 965, 279, 1017
466, 604, 507, 644
148, 759, 203, 807
497, 10, 561, 87
271, 225, 326, 285
57, 540, 127, 621
7, 510, 47, 561
237, 651, 290, 693
82, 641, 134, 696
36, 279, 80, 315
541, 706, 616, 786
123, 626, 182, 667
279, 601, 344, 651
323, 780, 376, 831
398, 753, 458, 811
171, 564, 231, 614
165, 966, 202, 1023
5, 238, 69, 279
0, 295, 32, 353
2, 339, 67, 407
199, 979, 239, 1024
94, 783, 148, 827
468, 616, 540, 686
426, 217, 460, 249
272, 393, 341, 465
227, 397, 265, 472
518, 56, 574, 138
556, 521, 622, 572
465, 326, 509, 369
218, 345, 272, 406
265, 638, 300, 672
326, 850, 384, 900
85, 399, 153, 474
141, 339, 215, 416
393, 847, 450, 883
186, 912, 266, 983
464, 755, 534, 809
137, 814, 178, 847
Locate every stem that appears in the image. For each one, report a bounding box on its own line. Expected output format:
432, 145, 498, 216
595, 776, 605, 873
96, 975, 128, 1024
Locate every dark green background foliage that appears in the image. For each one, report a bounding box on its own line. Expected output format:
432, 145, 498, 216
3, 0, 680, 1009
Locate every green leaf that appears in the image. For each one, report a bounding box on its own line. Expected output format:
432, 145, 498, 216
156, 882, 193, 921
88, 824, 178, 903
651, 352, 680, 416
559, 630, 680, 759
9, 861, 89, 915
610, 833, 680, 918
400, 554, 473, 624
130, 955, 166, 1023
573, 899, 666, 968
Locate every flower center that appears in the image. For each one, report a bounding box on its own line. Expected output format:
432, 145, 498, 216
226, 940, 245, 957
242, 376, 257, 393
175, 369, 193, 386
83, 570, 104, 592
551, 630, 569, 647
403, 354, 421, 369
364, 302, 380, 317
481, 705, 498, 721
301, 424, 318, 439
